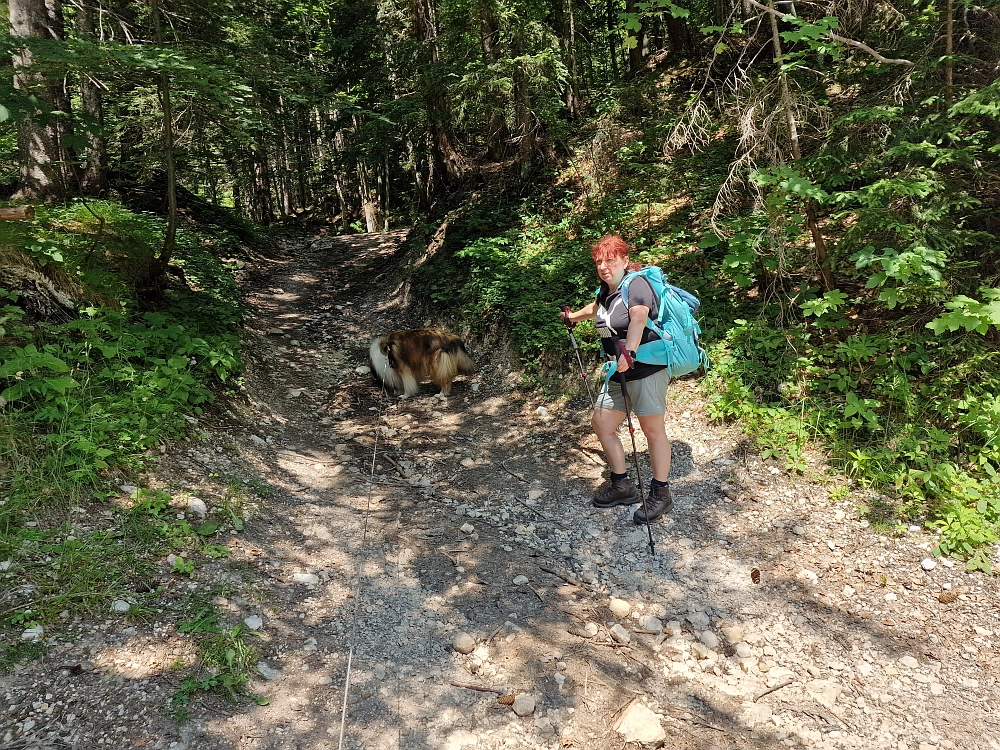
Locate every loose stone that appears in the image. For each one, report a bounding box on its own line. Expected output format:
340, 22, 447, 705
616, 703, 666, 743
609, 624, 631, 644
244, 615, 263, 631
609, 597, 631, 618
512, 694, 536, 716
453, 632, 476, 654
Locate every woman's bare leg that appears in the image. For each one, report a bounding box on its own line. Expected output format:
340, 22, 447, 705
591, 406, 627, 474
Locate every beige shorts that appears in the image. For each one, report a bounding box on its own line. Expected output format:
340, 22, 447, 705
595, 368, 670, 416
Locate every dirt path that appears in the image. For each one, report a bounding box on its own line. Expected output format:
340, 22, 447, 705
3, 231, 998, 750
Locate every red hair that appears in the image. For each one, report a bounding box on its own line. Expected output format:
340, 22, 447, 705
591, 234, 641, 271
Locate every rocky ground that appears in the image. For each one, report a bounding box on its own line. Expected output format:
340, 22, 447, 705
2, 230, 999, 750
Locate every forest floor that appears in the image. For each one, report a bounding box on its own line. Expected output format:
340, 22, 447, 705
3, 230, 999, 750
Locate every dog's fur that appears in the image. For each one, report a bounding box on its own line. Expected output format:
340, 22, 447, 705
369, 328, 475, 397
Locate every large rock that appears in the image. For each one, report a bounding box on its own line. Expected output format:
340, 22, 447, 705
741, 703, 772, 729
615, 703, 666, 743
720, 622, 744, 644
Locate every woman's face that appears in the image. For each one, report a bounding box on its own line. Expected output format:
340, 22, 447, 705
595, 254, 628, 285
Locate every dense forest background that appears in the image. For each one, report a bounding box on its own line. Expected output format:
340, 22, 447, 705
1, 0, 1000, 592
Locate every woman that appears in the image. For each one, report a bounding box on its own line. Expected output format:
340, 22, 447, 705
562, 234, 672, 523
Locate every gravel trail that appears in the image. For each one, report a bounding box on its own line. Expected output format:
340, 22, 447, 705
3, 231, 998, 750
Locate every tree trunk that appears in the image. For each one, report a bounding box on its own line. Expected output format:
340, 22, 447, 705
408, 0, 463, 191
944, 0, 954, 103
606, 0, 620, 79
10, 0, 65, 200
767, 0, 834, 292
625, 0, 645, 75
665, 15, 692, 57
76, 0, 110, 195
512, 46, 536, 171
563, 0, 581, 116
45, 0, 79, 192
480, 6, 511, 159
152, 0, 177, 276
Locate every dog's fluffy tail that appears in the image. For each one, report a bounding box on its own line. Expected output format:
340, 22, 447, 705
369, 337, 403, 392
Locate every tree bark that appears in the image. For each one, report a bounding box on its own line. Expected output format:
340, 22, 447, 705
76, 0, 110, 195
767, 0, 834, 292
625, 0, 645, 75
479, 6, 511, 159
9, 0, 65, 200
561, 0, 581, 116
606, 0, 620, 79
512, 43, 536, 171
151, 0, 177, 275
408, 0, 463, 190
665, 15, 692, 57
944, 0, 954, 103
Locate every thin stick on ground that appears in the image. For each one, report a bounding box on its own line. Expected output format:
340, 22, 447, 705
754, 678, 795, 702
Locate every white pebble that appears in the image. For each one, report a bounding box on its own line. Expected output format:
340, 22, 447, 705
920, 558, 936, 571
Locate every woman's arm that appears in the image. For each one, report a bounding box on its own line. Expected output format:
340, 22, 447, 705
618, 304, 649, 371
566, 301, 598, 323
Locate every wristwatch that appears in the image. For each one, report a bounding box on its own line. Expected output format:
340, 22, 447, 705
626, 349, 637, 360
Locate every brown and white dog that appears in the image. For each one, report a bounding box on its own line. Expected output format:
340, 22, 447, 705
369, 328, 475, 397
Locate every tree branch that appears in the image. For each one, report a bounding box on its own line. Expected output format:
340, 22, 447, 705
744, 0, 915, 67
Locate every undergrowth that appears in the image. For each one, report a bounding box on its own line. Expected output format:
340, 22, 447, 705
0, 199, 254, 686
415, 75, 1000, 571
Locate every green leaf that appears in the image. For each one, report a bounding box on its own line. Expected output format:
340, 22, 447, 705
196, 521, 220, 536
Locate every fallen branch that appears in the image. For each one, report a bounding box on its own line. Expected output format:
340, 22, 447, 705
450, 681, 503, 694
501, 460, 528, 483
744, 0, 914, 66
536, 564, 580, 587
0, 206, 34, 221
754, 678, 795, 702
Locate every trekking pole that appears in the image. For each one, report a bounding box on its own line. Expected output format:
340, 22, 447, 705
615, 341, 655, 556
559, 305, 597, 409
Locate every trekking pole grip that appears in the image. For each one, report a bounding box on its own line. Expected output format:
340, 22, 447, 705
558, 304, 575, 329
616, 339, 634, 368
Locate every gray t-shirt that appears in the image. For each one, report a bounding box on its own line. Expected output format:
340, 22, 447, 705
596, 275, 667, 382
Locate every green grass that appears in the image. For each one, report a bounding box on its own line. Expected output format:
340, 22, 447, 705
0, 198, 255, 638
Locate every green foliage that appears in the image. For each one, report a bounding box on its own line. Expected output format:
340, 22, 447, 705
0, 200, 250, 630
927, 289, 1000, 335
171, 597, 265, 706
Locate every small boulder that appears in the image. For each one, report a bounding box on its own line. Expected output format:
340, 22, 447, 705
110, 600, 131, 614
699, 630, 720, 650
637, 615, 662, 633
244, 615, 263, 631
186, 497, 208, 519
512, 694, 536, 716
615, 703, 665, 743
256, 662, 281, 680
21, 625, 43, 642
453, 632, 476, 654
720, 622, 744, 644
609, 623, 631, 644
608, 597, 632, 618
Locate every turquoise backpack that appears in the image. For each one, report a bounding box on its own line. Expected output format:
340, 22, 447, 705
601, 266, 709, 379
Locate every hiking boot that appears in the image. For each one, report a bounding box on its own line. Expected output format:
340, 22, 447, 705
593, 477, 640, 508
633, 483, 673, 524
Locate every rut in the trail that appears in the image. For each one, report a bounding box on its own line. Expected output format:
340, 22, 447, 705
2, 230, 995, 750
